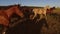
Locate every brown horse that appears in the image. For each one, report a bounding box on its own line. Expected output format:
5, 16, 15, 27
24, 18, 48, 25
46, 7, 55, 14
0, 5, 24, 34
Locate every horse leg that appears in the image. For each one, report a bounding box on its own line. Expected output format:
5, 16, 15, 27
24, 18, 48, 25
39, 14, 43, 20
38, 14, 47, 22
44, 14, 47, 20
2, 26, 7, 34
32, 13, 37, 20
35, 14, 42, 24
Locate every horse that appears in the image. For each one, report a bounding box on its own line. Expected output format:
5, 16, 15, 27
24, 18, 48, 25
32, 7, 47, 21
0, 4, 24, 34
46, 7, 55, 15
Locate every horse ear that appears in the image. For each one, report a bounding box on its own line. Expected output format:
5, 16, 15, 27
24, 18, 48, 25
17, 4, 20, 7
13, 4, 20, 7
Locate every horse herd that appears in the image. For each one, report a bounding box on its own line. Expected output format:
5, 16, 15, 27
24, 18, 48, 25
0, 5, 55, 34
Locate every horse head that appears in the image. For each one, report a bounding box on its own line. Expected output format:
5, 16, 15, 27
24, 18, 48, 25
5, 5, 24, 18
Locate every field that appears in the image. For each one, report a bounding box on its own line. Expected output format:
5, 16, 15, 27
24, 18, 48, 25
41, 8, 60, 34
0, 6, 60, 34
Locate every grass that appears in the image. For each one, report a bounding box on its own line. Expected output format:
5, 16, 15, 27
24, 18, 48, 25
41, 8, 60, 34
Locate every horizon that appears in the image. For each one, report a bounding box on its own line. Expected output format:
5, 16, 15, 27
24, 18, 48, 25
0, 0, 60, 7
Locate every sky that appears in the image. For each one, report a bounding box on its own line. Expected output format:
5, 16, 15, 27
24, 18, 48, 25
0, 0, 60, 7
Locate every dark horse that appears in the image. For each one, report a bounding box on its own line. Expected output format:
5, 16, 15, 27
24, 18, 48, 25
5, 8, 49, 34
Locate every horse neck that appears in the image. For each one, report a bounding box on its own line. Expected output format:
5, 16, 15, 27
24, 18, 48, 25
0, 10, 6, 15
5, 7, 16, 18
0, 10, 9, 20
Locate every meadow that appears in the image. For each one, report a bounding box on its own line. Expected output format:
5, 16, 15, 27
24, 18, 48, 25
41, 7, 60, 34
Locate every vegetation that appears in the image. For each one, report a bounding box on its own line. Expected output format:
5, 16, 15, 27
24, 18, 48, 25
41, 7, 60, 34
